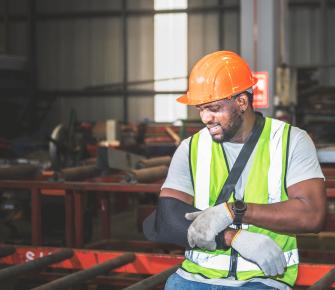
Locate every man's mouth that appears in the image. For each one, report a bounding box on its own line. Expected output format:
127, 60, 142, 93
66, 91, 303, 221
208, 125, 222, 135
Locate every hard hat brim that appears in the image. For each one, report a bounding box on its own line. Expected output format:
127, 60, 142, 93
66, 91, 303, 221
176, 94, 193, 105
176, 94, 209, 106
252, 76, 258, 86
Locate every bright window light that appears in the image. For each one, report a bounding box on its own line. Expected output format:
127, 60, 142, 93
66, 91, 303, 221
154, 0, 188, 122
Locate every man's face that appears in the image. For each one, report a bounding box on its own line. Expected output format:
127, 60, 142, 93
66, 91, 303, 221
196, 98, 243, 143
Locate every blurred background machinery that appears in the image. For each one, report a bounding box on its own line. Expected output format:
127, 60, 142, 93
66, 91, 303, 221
0, 0, 334, 288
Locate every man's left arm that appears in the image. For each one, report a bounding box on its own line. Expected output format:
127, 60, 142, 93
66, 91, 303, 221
233, 177, 326, 233
236, 128, 326, 233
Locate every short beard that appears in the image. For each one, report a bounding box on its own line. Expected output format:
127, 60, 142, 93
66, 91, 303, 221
211, 109, 243, 143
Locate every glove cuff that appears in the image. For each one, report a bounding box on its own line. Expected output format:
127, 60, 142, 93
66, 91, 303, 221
230, 229, 243, 247
223, 202, 234, 222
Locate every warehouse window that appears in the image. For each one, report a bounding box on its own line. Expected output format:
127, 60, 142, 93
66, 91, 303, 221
154, 0, 188, 122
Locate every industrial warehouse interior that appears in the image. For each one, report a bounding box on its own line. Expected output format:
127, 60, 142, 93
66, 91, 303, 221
0, 0, 335, 289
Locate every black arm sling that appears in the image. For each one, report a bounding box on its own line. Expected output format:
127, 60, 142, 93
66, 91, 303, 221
142, 113, 265, 248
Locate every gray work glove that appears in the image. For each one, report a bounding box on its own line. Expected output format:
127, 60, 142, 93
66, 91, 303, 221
231, 230, 287, 276
185, 203, 233, 250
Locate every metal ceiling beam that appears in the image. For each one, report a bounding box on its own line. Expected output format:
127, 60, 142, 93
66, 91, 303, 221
36, 89, 185, 98
0, 5, 239, 22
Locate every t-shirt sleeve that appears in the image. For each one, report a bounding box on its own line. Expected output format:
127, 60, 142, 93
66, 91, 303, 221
286, 127, 325, 188
161, 137, 195, 196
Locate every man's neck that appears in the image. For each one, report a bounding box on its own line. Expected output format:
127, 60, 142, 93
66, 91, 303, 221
230, 111, 256, 143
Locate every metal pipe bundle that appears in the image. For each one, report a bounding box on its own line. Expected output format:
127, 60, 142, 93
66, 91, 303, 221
137, 156, 171, 169
0, 164, 39, 180
124, 165, 168, 183
0, 249, 73, 281
58, 165, 101, 181
122, 265, 179, 290
31, 252, 135, 290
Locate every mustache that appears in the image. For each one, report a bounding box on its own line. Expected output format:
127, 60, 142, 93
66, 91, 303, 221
207, 123, 221, 129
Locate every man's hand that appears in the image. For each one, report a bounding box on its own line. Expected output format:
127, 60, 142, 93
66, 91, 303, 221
231, 230, 287, 276
185, 203, 233, 250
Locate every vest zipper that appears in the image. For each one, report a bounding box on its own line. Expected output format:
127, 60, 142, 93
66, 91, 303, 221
227, 248, 238, 279
227, 225, 241, 279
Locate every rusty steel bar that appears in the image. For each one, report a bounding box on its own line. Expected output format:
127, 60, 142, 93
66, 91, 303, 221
0, 246, 15, 258
31, 252, 135, 290
64, 191, 74, 247
0, 164, 39, 180
122, 265, 179, 290
0, 180, 161, 192
308, 266, 335, 289
137, 156, 171, 169
0, 249, 73, 281
74, 191, 84, 248
125, 166, 168, 183
31, 188, 42, 246
2, 245, 335, 287
21, 272, 141, 288
99, 193, 111, 240
59, 165, 101, 181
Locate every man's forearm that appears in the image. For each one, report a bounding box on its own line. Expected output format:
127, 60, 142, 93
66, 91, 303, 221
244, 200, 324, 233
229, 178, 326, 233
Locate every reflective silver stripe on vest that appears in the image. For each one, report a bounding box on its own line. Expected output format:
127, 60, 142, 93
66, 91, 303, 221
185, 249, 299, 272
268, 119, 286, 204
195, 128, 212, 210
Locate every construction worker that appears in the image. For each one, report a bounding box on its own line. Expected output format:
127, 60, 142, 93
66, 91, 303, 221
144, 51, 326, 290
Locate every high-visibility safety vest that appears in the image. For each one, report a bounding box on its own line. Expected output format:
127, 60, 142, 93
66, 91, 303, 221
182, 117, 299, 287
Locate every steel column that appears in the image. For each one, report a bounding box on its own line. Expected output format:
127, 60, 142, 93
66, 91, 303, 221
240, 0, 280, 116
319, 0, 328, 85
122, 0, 129, 123
26, 0, 38, 131
3, 0, 9, 53
218, 0, 224, 49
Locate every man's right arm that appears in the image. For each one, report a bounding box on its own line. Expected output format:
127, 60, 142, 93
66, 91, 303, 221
160, 188, 193, 204
155, 137, 232, 249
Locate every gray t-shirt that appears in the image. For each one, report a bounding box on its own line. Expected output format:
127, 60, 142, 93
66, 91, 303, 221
162, 125, 324, 290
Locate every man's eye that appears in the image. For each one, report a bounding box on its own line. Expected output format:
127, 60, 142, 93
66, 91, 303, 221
211, 106, 221, 112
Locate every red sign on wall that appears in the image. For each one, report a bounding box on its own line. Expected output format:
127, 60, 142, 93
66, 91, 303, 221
252, 71, 269, 108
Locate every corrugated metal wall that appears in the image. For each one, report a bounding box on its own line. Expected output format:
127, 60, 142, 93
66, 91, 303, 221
289, 4, 335, 86
1, 0, 334, 129
37, 0, 129, 125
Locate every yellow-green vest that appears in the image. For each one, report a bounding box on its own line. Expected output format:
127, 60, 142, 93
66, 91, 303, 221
182, 117, 299, 287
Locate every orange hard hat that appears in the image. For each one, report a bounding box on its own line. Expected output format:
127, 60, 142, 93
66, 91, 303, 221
177, 51, 257, 105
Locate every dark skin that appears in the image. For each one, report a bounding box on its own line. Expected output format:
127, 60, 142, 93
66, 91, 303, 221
160, 93, 326, 246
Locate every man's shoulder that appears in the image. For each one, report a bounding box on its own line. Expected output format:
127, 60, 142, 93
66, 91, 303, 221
289, 125, 310, 143
269, 117, 308, 142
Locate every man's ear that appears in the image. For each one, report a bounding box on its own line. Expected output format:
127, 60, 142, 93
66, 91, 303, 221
236, 93, 249, 113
